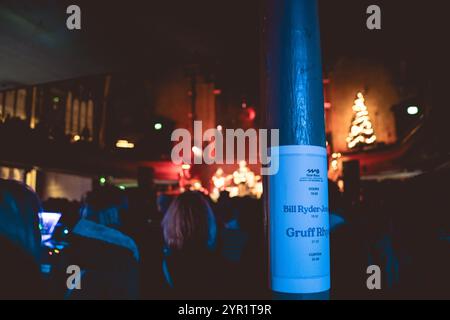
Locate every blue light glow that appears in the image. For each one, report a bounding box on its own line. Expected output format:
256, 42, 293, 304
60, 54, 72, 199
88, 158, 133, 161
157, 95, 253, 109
38, 212, 62, 242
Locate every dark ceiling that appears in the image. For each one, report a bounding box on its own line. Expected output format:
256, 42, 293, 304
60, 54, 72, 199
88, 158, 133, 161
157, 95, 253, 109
0, 0, 259, 90
0, 0, 447, 91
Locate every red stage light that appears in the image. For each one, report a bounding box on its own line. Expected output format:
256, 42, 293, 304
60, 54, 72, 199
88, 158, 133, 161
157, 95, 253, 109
247, 107, 256, 121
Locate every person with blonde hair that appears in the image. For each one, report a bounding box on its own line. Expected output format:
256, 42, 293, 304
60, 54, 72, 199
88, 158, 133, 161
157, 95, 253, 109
161, 191, 234, 299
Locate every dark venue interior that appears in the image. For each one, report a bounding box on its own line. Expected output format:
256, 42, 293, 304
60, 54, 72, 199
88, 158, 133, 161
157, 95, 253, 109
0, 0, 448, 301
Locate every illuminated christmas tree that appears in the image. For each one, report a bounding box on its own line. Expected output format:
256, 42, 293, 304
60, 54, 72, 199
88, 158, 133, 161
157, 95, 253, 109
346, 92, 377, 149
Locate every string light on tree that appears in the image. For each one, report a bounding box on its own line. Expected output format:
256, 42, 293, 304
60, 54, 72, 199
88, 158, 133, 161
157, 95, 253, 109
346, 92, 377, 149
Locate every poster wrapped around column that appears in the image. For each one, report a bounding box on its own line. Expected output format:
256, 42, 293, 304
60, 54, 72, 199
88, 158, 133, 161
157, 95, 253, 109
269, 145, 330, 294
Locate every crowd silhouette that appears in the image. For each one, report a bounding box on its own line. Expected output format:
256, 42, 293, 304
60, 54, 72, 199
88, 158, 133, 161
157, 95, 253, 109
0, 168, 448, 299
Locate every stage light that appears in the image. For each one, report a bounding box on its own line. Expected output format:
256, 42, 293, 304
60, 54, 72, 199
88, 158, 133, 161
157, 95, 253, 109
247, 107, 256, 121
217, 125, 223, 131
192, 146, 202, 157
193, 181, 202, 190
119, 185, 126, 190
99, 177, 106, 185
73, 135, 81, 142
154, 123, 162, 130
116, 140, 135, 149
407, 106, 419, 115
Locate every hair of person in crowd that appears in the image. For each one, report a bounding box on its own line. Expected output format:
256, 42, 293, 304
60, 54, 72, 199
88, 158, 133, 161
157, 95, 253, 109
0, 179, 42, 261
161, 191, 216, 251
81, 185, 127, 228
